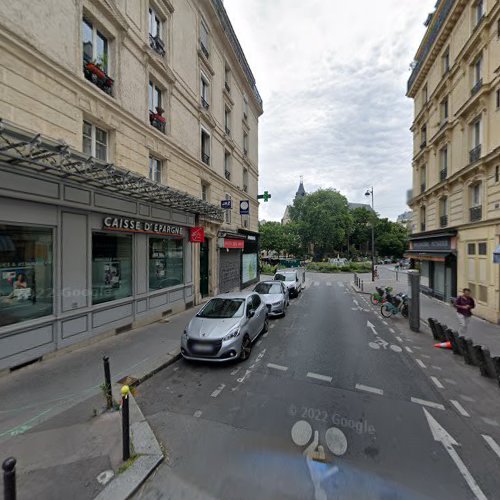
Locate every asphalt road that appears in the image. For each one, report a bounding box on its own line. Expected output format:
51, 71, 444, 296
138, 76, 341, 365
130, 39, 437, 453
134, 273, 500, 500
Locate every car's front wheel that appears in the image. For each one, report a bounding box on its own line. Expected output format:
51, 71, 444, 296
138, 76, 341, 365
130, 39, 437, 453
240, 335, 252, 361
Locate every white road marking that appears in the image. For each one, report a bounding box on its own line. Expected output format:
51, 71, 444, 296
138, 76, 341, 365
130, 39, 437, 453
291, 420, 313, 446
355, 383, 383, 395
366, 320, 377, 335
263, 332, 269, 338
270, 324, 276, 329
230, 367, 241, 376
267, 363, 288, 371
413, 346, 423, 350
431, 376, 445, 389
481, 417, 499, 427
423, 408, 487, 500
211, 384, 226, 398
307, 372, 333, 383
460, 395, 475, 403
325, 427, 348, 455
411, 397, 445, 410
326, 282, 332, 286
416, 359, 427, 368
97, 470, 115, 486
351, 307, 359, 311
396, 336, 403, 343
337, 282, 344, 288
482, 435, 500, 460
421, 354, 431, 359
389, 328, 395, 334
405, 346, 413, 353
382, 320, 388, 326
193, 410, 203, 418
390, 344, 403, 352
450, 400, 470, 417
431, 365, 442, 371
444, 378, 457, 385
314, 281, 319, 287
256, 340, 262, 346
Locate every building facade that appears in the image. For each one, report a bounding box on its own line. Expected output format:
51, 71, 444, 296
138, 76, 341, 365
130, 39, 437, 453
406, 0, 500, 323
0, 0, 262, 370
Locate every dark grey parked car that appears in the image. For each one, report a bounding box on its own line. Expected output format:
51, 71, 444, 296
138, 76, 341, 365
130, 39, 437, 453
181, 292, 268, 362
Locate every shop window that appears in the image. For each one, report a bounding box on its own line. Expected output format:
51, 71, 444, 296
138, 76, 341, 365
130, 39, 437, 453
0, 225, 53, 327
467, 243, 476, 255
478, 242, 487, 255
149, 238, 184, 290
83, 121, 108, 161
92, 233, 132, 305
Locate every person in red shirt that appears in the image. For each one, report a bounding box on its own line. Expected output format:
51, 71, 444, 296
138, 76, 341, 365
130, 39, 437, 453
454, 288, 475, 335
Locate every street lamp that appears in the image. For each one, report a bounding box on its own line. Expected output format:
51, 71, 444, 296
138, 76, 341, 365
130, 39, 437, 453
365, 187, 375, 282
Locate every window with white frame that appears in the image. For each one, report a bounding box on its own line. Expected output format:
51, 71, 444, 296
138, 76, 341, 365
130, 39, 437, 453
243, 168, 248, 192
440, 146, 448, 177
224, 193, 232, 224
200, 18, 209, 56
422, 84, 428, 104
224, 65, 231, 91
148, 81, 163, 113
472, 118, 481, 148
149, 7, 161, 38
224, 107, 231, 134
83, 121, 108, 161
440, 197, 448, 217
420, 124, 427, 146
420, 165, 426, 192
243, 132, 248, 155
442, 47, 450, 74
201, 182, 210, 202
470, 182, 482, 207
224, 151, 231, 181
440, 97, 449, 122
243, 94, 249, 119
473, 54, 482, 86
201, 129, 210, 165
82, 18, 109, 72
474, 0, 484, 26
149, 156, 162, 182
201, 73, 210, 108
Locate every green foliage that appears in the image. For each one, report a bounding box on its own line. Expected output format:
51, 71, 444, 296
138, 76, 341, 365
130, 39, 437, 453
260, 263, 278, 275
374, 218, 408, 258
306, 262, 372, 273
259, 221, 302, 256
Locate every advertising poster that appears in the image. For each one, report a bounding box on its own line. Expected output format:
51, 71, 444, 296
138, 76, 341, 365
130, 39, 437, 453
242, 253, 257, 283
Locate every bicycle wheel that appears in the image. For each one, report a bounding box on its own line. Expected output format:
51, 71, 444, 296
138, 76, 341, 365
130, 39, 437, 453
370, 294, 379, 305
401, 304, 409, 318
380, 304, 393, 318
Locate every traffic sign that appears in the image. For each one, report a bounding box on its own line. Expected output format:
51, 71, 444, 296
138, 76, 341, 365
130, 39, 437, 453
240, 200, 250, 215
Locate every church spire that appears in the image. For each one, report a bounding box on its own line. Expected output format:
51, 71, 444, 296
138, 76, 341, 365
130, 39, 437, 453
295, 176, 306, 198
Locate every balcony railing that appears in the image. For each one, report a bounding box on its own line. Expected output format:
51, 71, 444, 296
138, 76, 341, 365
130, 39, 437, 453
225, 81, 231, 92
440, 215, 448, 228
224, 170, 231, 181
440, 168, 447, 182
149, 110, 166, 133
420, 223, 426, 232
470, 205, 482, 222
225, 126, 231, 135
201, 97, 209, 110
83, 60, 113, 96
471, 78, 483, 96
200, 41, 209, 58
421, 183, 426, 193
149, 34, 165, 57
202, 153, 210, 165
469, 144, 481, 164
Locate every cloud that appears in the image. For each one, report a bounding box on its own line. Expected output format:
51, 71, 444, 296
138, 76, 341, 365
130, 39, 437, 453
223, 0, 436, 221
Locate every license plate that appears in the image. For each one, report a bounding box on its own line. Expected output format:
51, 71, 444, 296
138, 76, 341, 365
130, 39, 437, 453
192, 343, 213, 353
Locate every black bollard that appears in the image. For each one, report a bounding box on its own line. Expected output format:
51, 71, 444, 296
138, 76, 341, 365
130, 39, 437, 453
3, 457, 16, 500
103, 356, 112, 410
121, 386, 130, 461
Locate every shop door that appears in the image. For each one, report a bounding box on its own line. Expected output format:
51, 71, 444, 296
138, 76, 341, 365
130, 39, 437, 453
200, 240, 209, 297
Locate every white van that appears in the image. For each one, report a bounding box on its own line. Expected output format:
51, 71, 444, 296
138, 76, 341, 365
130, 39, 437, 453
274, 268, 306, 298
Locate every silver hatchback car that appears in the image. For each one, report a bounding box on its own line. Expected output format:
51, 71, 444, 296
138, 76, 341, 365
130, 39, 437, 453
181, 292, 268, 362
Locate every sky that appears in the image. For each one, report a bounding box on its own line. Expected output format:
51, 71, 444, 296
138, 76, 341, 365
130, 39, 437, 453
223, 0, 437, 222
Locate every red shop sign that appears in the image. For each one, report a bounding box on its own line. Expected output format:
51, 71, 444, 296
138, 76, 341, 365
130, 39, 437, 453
224, 238, 244, 249
189, 227, 205, 243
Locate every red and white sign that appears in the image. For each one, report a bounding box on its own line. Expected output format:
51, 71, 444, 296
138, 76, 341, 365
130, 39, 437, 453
189, 227, 205, 243
223, 238, 244, 249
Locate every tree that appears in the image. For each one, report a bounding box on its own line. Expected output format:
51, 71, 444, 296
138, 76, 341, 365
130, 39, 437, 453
289, 189, 352, 259
259, 221, 285, 255
374, 218, 408, 258
350, 207, 373, 256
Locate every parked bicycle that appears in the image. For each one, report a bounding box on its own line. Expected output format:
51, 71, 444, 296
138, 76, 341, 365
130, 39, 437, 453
380, 292, 409, 318
370, 286, 393, 305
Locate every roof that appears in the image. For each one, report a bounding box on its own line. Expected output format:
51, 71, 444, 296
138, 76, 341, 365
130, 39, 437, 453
349, 202, 374, 212
296, 180, 306, 197
0, 119, 224, 222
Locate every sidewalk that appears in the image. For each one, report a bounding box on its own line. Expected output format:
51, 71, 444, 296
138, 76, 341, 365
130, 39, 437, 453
353, 266, 500, 356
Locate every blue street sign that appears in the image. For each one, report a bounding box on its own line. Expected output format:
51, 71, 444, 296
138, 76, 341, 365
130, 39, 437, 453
221, 200, 232, 209
240, 200, 250, 215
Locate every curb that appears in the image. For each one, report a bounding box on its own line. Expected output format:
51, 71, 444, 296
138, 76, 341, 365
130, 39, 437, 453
350, 283, 371, 295
94, 393, 163, 500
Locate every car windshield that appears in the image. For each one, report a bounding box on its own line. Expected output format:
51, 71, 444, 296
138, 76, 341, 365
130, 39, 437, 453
196, 298, 245, 319
255, 283, 282, 294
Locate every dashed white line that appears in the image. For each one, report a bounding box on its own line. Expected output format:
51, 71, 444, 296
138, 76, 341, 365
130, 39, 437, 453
396, 336, 403, 343
416, 359, 427, 368
256, 340, 262, 346
337, 282, 344, 288
421, 354, 431, 359
481, 417, 499, 427
413, 346, 423, 350
263, 332, 269, 338
355, 384, 384, 396
444, 378, 457, 385
431, 376, 445, 389
326, 281, 332, 287
411, 397, 445, 410
193, 410, 203, 418
389, 328, 395, 334
307, 372, 332, 383
450, 400, 470, 417
267, 363, 288, 371
431, 365, 442, 371
382, 320, 388, 326
405, 346, 413, 353
211, 383, 226, 398
482, 435, 500, 460
460, 395, 475, 403
314, 281, 319, 287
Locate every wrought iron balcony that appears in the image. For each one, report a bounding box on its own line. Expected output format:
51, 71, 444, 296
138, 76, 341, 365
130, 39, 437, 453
440, 168, 447, 182
471, 78, 483, 96
440, 215, 448, 228
421, 182, 426, 193
202, 153, 210, 165
420, 223, 426, 232
470, 205, 482, 222
149, 34, 165, 57
225, 126, 231, 135
83, 60, 113, 96
149, 110, 166, 133
200, 41, 209, 58
469, 144, 481, 164
224, 170, 231, 181
201, 97, 209, 110
225, 81, 231, 92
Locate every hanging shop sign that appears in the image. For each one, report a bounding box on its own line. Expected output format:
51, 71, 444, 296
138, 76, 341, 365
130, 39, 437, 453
103, 216, 184, 237
189, 227, 205, 243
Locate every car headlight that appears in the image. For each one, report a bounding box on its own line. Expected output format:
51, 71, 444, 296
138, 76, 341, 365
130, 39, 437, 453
222, 327, 241, 341
272, 301, 281, 306
182, 329, 189, 340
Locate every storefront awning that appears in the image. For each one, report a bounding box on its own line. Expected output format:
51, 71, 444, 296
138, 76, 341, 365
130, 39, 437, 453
0, 119, 224, 222
404, 251, 452, 262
